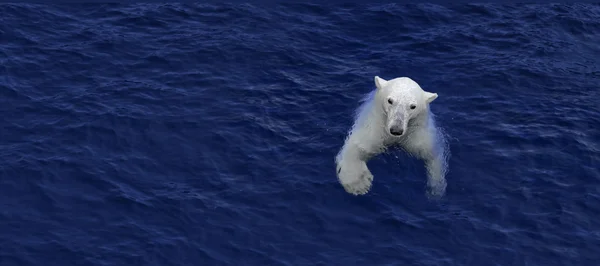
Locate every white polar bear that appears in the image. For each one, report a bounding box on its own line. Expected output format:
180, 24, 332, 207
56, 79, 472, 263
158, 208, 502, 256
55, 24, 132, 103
335, 76, 449, 197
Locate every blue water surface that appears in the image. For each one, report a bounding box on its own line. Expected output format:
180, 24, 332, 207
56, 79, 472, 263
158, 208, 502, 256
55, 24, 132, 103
1, 3, 599, 266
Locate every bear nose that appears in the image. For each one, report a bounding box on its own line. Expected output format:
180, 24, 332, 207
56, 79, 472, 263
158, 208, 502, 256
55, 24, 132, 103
390, 126, 404, 136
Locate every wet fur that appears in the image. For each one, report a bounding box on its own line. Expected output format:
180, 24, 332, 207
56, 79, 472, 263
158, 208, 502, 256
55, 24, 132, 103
335, 77, 449, 197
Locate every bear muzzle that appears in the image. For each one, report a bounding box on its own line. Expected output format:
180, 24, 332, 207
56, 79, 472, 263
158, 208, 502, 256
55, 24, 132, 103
389, 124, 405, 136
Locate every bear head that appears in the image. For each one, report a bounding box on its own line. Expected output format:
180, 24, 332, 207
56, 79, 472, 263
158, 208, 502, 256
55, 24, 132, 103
374, 76, 438, 137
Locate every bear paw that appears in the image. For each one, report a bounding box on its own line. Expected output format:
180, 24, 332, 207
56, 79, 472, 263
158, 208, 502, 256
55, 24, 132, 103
336, 162, 374, 195
425, 177, 447, 199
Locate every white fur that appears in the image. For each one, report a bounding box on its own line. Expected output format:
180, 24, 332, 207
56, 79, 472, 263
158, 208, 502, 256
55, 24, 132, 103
335, 76, 449, 197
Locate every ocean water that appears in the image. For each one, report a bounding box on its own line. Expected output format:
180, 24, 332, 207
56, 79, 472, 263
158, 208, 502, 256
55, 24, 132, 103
1, 3, 599, 266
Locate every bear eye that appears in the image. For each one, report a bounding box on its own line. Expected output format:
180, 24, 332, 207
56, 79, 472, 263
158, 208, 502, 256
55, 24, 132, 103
410, 104, 416, 110
387, 98, 393, 104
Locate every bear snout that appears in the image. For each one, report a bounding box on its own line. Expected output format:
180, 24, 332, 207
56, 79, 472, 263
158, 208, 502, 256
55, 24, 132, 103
389, 125, 404, 136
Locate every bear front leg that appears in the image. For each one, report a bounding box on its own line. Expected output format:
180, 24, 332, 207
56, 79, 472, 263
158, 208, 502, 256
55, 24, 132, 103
424, 157, 447, 198
335, 130, 381, 195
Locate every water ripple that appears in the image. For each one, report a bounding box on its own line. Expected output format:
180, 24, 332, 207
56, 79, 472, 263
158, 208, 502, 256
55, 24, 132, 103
1, 3, 599, 266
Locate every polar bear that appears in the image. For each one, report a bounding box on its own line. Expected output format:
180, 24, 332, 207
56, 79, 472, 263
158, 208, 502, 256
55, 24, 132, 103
335, 76, 449, 197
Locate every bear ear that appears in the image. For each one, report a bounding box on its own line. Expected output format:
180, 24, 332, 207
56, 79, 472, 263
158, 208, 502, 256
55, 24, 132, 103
374, 76, 388, 90
424, 91, 438, 104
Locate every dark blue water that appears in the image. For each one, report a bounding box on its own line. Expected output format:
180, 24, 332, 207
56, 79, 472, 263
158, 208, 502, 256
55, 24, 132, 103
1, 3, 599, 266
